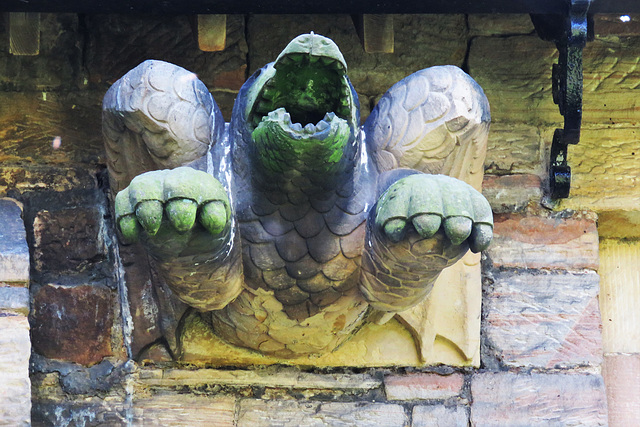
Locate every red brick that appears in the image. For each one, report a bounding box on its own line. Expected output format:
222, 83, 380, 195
603, 354, 640, 426
488, 213, 599, 270
483, 271, 603, 368
384, 373, 464, 401
31, 284, 115, 366
471, 372, 607, 426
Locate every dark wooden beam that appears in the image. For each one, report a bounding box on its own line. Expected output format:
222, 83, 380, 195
0, 0, 639, 15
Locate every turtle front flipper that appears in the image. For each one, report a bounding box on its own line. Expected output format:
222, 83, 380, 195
359, 173, 492, 317
364, 65, 490, 190
103, 60, 225, 196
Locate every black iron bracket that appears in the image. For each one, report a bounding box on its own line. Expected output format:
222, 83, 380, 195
532, 0, 593, 199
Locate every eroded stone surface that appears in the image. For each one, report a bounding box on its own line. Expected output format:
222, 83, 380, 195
31, 284, 115, 366
560, 126, 640, 212
471, 372, 607, 426
488, 213, 599, 270
483, 270, 603, 368
0, 316, 31, 427
237, 400, 408, 427
483, 123, 544, 175
0, 198, 29, 283
384, 373, 464, 401
603, 354, 640, 427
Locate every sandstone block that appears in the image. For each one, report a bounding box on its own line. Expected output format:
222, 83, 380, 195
560, 126, 640, 212
468, 14, 534, 37
32, 206, 107, 274
470, 372, 607, 426
0, 286, 29, 315
599, 239, 640, 353
384, 373, 464, 401
413, 405, 468, 427
133, 394, 236, 426
0, 316, 31, 427
603, 354, 640, 427
469, 35, 559, 126
0, 198, 29, 284
487, 213, 599, 270
237, 400, 408, 427
484, 123, 544, 175
482, 174, 542, 213
483, 270, 603, 368
31, 284, 115, 366
470, 34, 640, 127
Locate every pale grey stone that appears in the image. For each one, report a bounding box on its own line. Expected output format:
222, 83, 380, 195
237, 400, 408, 427
0, 199, 29, 283
483, 270, 603, 368
0, 286, 29, 315
471, 372, 607, 426
413, 405, 468, 427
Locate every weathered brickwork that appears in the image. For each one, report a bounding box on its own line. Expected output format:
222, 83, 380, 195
0, 12, 632, 426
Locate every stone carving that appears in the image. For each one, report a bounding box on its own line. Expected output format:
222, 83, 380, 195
103, 33, 492, 361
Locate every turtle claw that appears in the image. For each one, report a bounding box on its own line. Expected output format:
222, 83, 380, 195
115, 167, 231, 246
375, 174, 493, 252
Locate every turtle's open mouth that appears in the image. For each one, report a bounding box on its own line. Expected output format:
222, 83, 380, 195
247, 33, 357, 138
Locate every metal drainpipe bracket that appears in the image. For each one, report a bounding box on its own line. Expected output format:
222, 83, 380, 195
532, 0, 593, 199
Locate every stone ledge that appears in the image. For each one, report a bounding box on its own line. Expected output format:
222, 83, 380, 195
0, 198, 29, 284
384, 373, 465, 401
471, 372, 607, 426
138, 367, 381, 390
483, 270, 603, 369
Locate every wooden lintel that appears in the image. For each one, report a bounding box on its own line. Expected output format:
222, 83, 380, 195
9, 12, 40, 55
353, 14, 394, 54
196, 14, 227, 52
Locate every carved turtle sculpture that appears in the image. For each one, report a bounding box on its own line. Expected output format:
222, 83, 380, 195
103, 33, 492, 359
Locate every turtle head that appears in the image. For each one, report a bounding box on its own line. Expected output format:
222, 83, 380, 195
242, 33, 360, 184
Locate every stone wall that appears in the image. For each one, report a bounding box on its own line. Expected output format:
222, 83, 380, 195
0, 12, 637, 426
